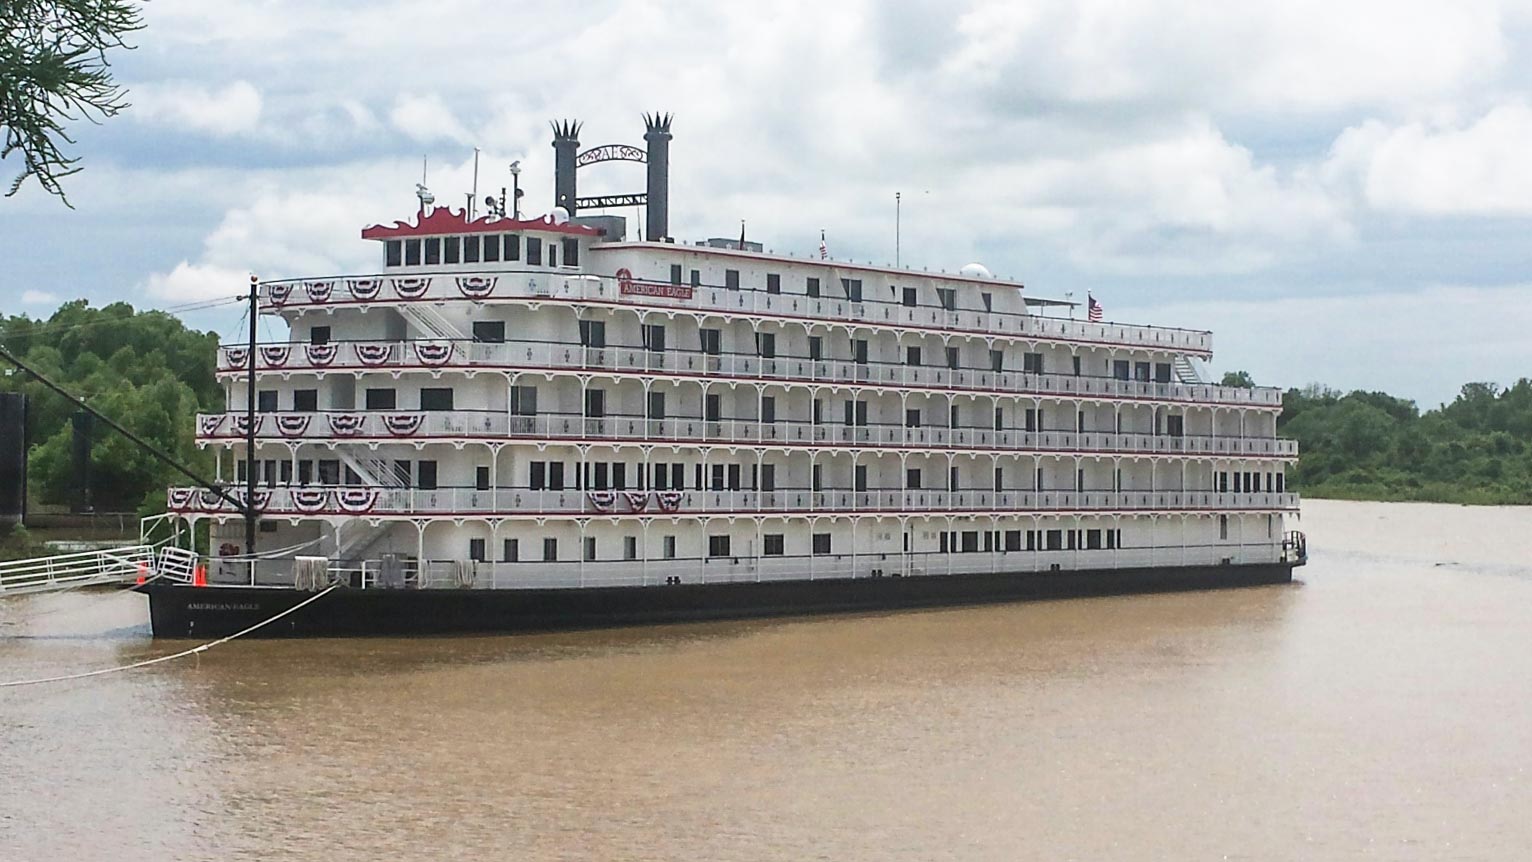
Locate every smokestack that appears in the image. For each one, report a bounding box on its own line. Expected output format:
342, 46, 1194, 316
551, 119, 582, 215
644, 112, 673, 241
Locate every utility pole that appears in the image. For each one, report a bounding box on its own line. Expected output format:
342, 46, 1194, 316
245, 274, 258, 557
895, 191, 902, 269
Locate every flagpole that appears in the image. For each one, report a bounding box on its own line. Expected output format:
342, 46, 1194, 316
895, 191, 901, 268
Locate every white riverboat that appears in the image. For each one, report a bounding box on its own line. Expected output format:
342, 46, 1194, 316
145, 114, 1304, 637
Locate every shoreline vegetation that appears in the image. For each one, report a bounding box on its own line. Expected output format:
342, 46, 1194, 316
1, 302, 1528, 516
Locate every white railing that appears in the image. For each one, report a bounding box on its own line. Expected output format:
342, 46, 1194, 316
0, 545, 157, 597
218, 338, 1283, 408
166, 486, 1300, 518
258, 270, 1215, 356
195, 410, 1298, 457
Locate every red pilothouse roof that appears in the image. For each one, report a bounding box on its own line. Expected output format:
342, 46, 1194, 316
361, 206, 603, 240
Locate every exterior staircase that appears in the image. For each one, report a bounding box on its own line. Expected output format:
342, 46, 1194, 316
335, 445, 409, 489
1173, 355, 1211, 384
398, 303, 466, 340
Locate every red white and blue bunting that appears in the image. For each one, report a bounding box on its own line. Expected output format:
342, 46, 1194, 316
167, 487, 196, 510
231, 415, 258, 436
305, 343, 338, 366
384, 414, 424, 436
456, 276, 497, 299
355, 343, 393, 366
657, 490, 683, 513
303, 281, 334, 303
198, 415, 226, 436
223, 347, 249, 370
290, 488, 330, 513
392, 277, 431, 299
275, 415, 312, 438
266, 283, 294, 306
587, 490, 617, 512
413, 342, 454, 366
328, 414, 366, 436
348, 278, 383, 301
625, 491, 650, 512
335, 487, 380, 513
259, 346, 291, 367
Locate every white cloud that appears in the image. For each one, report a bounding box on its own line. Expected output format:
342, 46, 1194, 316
129, 80, 264, 136
143, 261, 252, 301
389, 94, 472, 145
1324, 102, 1532, 216
20, 289, 58, 305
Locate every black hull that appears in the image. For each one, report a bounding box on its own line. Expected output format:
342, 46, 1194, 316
140, 562, 1298, 638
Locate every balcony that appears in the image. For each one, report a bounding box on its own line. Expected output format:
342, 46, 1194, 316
194, 410, 1300, 458
167, 485, 1301, 518
218, 339, 1283, 408
257, 271, 1215, 356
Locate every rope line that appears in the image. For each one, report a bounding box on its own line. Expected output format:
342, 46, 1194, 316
0, 585, 338, 688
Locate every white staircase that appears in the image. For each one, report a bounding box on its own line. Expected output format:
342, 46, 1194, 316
1173, 355, 1211, 384
398, 304, 466, 340
335, 445, 409, 488
336, 520, 396, 562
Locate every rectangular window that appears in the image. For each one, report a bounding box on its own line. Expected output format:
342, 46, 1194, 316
756, 332, 775, 358
476, 466, 490, 491
1086, 529, 1102, 550
292, 389, 318, 412
766, 273, 781, 294
725, 269, 740, 290
502, 538, 519, 562
854, 465, 868, 492
543, 537, 558, 562
310, 326, 331, 345
643, 324, 665, 352
812, 398, 823, 426
469, 538, 486, 562
255, 389, 278, 412
760, 463, 775, 492
670, 264, 683, 285
806, 277, 820, 298
504, 234, 520, 262
1135, 361, 1151, 382
705, 393, 722, 423
525, 237, 542, 266
420, 388, 454, 411
624, 536, 638, 561
510, 386, 538, 416
994, 467, 1003, 492
808, 336, 822, 361
473, 320, 506, 343
646, 391, 665, 420
764, 534, 785, 556
317, 459, 339, 485
548, 462, 565, 491
1004, 530, 1022, 552
416, 460, 438, 490
812, 464, 822, 491
902, 287, 918, 307
812, 533, 832, 555
937, 287, 956, 310
1073, 355, 1082, 376
546, 242, 558, 268
906, 468, 922, 489
529, 462, 546, 490
482, 234, 500, 263
945, 346, 959, 369
1024, 352, 1044, 374
561, 237, 579, 267
961, 531, 978, 553
905, 408, 921, 428
760, 396, 776, 424
853, 339, 868, 364
1113, 359, 1130, 380
663, 536, 677, 559
424, 237, 441, 265
1155, 362, 1173, 383
690, 269, 701, 288
699, 328, 721, 355
1046, 529, 1063, 551
385, 240, 402, 267
990, 350, 1003, 373
584, 536, 596, 562
906, 346, 922, 366
584, 389, 605, 418
708, 535, 732, 558
981, 293, 993, 312
578, 319, 606, 348
1167, 415, 1184, 437
463, 235, 481, 263
404, 238, 421, 266
842, 278, 863, 302
444, 236, 460, 264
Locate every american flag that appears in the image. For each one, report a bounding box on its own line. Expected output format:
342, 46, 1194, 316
1088, 293, 1103, 322
819, 230, 828, 260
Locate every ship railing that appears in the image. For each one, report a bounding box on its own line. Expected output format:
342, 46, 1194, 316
193, 408, 1298, 457
165, 485, 1302, 518
256, 270, 1217, 356
218, 338, 1283, 408
0, 545, 157, 597
332, 541, 1286, 590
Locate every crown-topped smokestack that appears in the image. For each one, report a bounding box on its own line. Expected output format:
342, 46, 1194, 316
551, 119, 582, 215
643, 112, 672, 241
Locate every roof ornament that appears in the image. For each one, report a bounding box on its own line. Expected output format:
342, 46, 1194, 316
416, 155, 435, 215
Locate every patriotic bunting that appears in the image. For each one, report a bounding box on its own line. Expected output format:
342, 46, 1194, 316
456, 276, 497, 299
355, 343, 393, 366
304, 281, 334, 303
223, 347, 249, 369
266, 283, 294, 306
587, 490, 617, 512
414, 342, 454, 366
348, 278, 383, 301
306, 343, 338, 366
198, 415, 226, 436
275, 415, 312, 437
259, 346, 291, 367
657, 490, 683, 513
328, 414, 366, 436
392, 277, 431, 299
167, 488, 195, 510
625, 491, 650, 512
384, 414, 424, 436
291, 488, 330, 513
335, 487, 380, 513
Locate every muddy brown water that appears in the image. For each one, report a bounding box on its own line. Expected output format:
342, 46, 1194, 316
3, 499, 1530, 860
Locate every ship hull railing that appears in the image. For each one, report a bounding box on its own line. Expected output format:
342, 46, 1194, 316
167, 486, 1301, 518
194, 410, 1299, 458
256, 270, 1216, 358
217, 338, 1282, 409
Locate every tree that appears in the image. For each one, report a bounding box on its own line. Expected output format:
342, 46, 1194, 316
1220, 370, 1256, 388
1, 0, 144, 204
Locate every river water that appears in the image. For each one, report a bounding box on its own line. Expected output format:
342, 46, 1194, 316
2, 499, 1530, 860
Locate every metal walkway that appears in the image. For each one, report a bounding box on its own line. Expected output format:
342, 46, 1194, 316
0, 545, 163, 597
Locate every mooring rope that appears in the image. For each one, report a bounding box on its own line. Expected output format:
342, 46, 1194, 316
0, 585, 339, 688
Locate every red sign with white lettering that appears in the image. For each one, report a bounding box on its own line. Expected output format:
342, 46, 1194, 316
616, 267, 693, 300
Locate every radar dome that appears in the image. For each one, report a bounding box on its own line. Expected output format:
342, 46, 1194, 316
550, 206, 571, 224
959, 263, 992, 278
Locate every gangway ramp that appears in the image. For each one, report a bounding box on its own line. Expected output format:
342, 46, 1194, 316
0, 545, 158, 598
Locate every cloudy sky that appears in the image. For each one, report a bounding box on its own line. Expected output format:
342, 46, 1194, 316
4, 0, 1532, 408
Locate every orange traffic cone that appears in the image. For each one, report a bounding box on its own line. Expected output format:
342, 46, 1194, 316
136, 562, 148, 585
193, 564, 207, 587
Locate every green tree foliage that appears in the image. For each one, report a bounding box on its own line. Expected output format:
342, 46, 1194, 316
1277, 379, 1532, 504
0, 300, 222, 511
1, 0, 145, 203
1220, 370, 1256, 388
